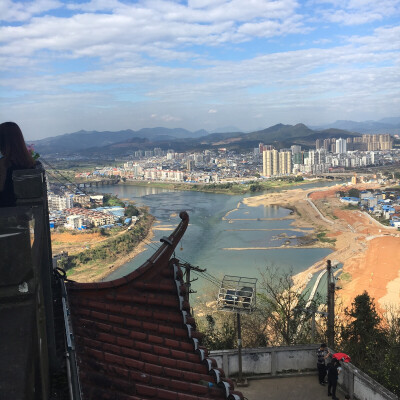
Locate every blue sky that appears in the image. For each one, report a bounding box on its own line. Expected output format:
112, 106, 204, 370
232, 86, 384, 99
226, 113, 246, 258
1, 0, 400, 140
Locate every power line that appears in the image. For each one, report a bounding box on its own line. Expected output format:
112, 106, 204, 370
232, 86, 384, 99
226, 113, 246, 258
45, 169, 67, 187
191, 269, 221, 288
41, 157, 89, 195
140, 236, 222, 286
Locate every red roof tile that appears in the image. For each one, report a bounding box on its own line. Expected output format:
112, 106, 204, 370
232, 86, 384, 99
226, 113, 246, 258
67, 211, 243, 400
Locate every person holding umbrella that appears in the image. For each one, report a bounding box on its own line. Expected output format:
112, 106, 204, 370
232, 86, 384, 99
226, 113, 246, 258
333, 352, 351, 363
316, 343, 330, 385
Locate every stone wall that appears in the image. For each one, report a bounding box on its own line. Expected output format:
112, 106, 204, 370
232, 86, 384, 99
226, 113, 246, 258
210, 345, 398, 400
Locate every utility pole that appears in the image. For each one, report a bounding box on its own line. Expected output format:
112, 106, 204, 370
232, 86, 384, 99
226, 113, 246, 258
327, 259, 335, 348
311, 307, 316, 343
185, 265, 191, 303
181, 262, 204, 303
237, 313, 243, 383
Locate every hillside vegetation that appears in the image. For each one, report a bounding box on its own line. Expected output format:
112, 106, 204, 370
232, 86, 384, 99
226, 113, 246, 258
58, 211, 154, 279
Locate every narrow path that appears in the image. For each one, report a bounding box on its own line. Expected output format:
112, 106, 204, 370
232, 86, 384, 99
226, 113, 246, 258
306, 192, 334, 225
306, 268, 327, 308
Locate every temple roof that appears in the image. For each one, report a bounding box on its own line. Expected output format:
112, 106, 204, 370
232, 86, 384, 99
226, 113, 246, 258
67, 211, 243, 400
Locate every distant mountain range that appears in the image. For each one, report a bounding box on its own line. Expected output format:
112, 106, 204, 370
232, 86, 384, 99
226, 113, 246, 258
311, 117, 400, 134
32, 117, 400, 157
33, 127, 209, 154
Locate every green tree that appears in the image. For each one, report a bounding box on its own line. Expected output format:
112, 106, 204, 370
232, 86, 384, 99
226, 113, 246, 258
339, 293, 400, 396
201, 314, 236, 350
340, 292, 386, 378
347, 188, 360, 198
125, 204, 139, 217
99, 227, 108, 236
380, 307, 400, 395
249, 183, 262, 192
103, 193, 125, 207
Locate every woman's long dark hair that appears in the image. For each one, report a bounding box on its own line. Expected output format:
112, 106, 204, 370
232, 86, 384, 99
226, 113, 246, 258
0, 122, 35, 168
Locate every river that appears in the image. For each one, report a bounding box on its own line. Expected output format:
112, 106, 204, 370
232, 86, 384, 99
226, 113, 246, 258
91, 181, 337, 293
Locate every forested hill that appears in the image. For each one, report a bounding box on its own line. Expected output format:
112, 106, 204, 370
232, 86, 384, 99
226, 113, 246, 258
32, 123, 360, 156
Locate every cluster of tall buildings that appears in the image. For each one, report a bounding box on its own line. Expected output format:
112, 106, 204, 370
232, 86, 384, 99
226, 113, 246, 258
316, 134, 392, 152
262, 149, 292, 177
260, 133, 394, 177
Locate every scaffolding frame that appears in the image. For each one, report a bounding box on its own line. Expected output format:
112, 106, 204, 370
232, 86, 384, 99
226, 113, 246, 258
217, 275, 257, 385
217, 275, 257, 314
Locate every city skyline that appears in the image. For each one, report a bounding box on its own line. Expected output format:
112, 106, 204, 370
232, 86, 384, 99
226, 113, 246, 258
1, 0, 400, 140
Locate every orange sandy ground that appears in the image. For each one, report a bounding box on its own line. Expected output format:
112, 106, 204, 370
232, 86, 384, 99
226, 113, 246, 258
244, 184, 400, 313
312, 187, 400, 312
51, 231, 106, 254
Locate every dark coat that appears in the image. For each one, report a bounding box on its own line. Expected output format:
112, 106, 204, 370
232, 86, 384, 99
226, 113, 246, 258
327, 362, 339, 382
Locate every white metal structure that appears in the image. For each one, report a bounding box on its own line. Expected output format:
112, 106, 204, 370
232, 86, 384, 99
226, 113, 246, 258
217, 275, 257, 314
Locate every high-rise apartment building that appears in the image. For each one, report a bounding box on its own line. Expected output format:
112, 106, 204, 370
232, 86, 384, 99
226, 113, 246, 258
259, 143, 274, 154
263, 149, 292, 176
360, 134, 392, 151
293, 152, 303, 165
291, 145, 301, 154
315, 139, 323, 150
187, 160, 194, 171
305, 150, 316, 166
316, 149, 326, 164
263, 149, 279, 176
279, 151, 292, 175
323, 139, 331, 151
335, 138, 347, 154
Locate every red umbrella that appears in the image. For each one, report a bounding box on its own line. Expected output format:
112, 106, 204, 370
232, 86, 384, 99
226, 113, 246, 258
333, 352, 351, 363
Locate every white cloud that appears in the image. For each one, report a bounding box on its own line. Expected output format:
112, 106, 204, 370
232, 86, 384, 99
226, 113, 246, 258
0, 0, 307, 65
237, 15, 307, 37
161, 114, 181, 122
0, 0, 62, 22
313, 0, 400, 25
66, 0, 125, 12
1, 0, 400, 139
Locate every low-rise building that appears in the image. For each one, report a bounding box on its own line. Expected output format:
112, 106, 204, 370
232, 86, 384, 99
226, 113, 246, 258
48, 193, 74, 211
65, 215, 85, 230
64, 207, 116, 228
90, 195, 104, 206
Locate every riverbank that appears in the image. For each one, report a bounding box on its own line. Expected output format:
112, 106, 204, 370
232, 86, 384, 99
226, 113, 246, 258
118, 177, 328, 195
67, 225, 155, 282
243, 183, 400, 312
53, 213, 155, 282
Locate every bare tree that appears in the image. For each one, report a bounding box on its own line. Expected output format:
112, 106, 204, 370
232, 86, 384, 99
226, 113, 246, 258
257, 266, 321, 346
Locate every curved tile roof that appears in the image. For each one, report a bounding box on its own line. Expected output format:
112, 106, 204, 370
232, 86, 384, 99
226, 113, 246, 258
67, 211, 243, 400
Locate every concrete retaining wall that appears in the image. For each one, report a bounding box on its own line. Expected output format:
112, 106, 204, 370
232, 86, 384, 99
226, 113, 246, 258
210, 345, 398, 400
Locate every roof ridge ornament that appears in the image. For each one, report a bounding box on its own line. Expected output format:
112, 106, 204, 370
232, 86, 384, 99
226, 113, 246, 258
160, 236, 173, 246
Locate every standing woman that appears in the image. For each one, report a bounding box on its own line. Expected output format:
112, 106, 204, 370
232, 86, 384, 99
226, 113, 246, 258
0, 122, 35, 206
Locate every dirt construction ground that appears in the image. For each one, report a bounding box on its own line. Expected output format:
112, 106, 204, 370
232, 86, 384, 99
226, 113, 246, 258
244, 183, 400, 313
